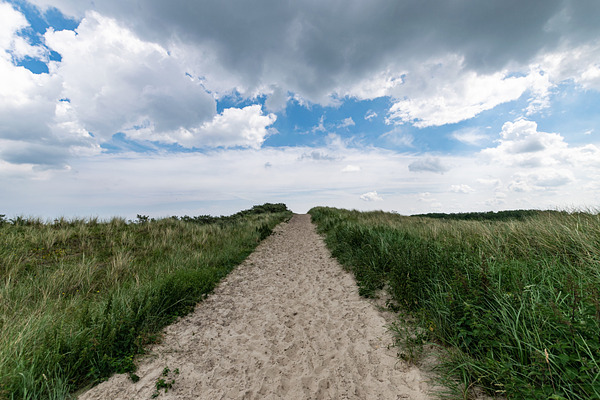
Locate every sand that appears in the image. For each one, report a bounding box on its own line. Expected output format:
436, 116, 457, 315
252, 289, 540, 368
79, 214, 436, 400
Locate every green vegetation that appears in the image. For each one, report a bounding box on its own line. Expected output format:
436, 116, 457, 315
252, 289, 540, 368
151, 366, 178, 398
0, 204, 291, 399
309, 207, 600, 399
414, 209, 544, 222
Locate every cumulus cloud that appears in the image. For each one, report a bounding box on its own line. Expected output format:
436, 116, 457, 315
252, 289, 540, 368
137, 105, 277, 149
360, 191, 383, 202
342, 165, 361, 173
478, 118, 600, 195
338, 117, 355, 128
386, 59, 543, 127
508, 170, 575, 192
0, 2, 47, 61
1, 6, 287, 167
450, 184, 475, 194
481, 118, 569, 167
408, 157, 449, 174
537, 42, 600, 91
0, 2, 98, 167
44, 11, 216, 141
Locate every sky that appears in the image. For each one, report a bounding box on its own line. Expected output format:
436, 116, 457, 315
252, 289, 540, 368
1, 0, 600, 218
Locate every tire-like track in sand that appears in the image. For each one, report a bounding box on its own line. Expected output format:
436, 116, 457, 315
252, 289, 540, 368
80, 215, 434, 400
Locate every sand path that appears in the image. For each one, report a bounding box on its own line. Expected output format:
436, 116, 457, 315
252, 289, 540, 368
79, 214, 435, 399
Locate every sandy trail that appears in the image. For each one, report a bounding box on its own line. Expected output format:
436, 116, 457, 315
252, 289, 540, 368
79, 214, 435, 399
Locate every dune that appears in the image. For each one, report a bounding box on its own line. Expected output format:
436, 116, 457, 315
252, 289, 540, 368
79, 214, 435, 399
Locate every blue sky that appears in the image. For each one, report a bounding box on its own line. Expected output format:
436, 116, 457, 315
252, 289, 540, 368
1, 0, 600, 218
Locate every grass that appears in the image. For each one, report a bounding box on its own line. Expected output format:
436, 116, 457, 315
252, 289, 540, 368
309, 207, 600, 399
0, 204, 292, 399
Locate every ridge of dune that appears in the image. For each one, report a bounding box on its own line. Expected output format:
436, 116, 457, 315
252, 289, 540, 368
79, 214, 435, 400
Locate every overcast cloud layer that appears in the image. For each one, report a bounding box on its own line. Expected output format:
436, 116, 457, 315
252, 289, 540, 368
1, 0, 599, 217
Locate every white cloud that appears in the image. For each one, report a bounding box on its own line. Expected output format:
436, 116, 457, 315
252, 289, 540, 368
450, 184, 475, 194
416, 192, 442, 210
338, 117, 355, 128
344, 69, 404, 100
136, 105, 277, 149
44, 11, 216, 141
386, 57, 538, 127
451, 127, 489, 146
1, 8, 284, 166
0, 3, 26, 49
418, 192, 433, 202
380, 129, 414, 147
408, 157, 449, 174
311, 115, 327, 133
481, 118, 569, 167
364, 110, 378, 121
508, 170, 575, 192
0, 3, 98, 167
2, 137, 600, 218
477, 118, 600, 197
537, 42, 600, 91
0, 3, 48, 63
341, 165, 361, 173
360, 191, 383, 202
477, 178, 502, 187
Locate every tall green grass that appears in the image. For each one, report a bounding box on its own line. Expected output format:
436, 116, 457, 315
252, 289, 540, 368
0, 204, 291, 399
309, 207, 600, 399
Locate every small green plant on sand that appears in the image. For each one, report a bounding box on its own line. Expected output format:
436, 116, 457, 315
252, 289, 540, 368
151, 366, 179, 398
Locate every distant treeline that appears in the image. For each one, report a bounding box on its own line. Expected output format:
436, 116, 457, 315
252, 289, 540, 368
1, 203, 290, 227
170, 203, 290, 225
413, 209, 549, 221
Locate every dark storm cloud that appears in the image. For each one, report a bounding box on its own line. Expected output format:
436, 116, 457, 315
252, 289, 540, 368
31, 0, 599, 101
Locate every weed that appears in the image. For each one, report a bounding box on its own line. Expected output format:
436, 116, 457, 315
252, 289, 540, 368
388, 320, 430, 363
154, 378, 173, 391
151, 365, 178, 398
